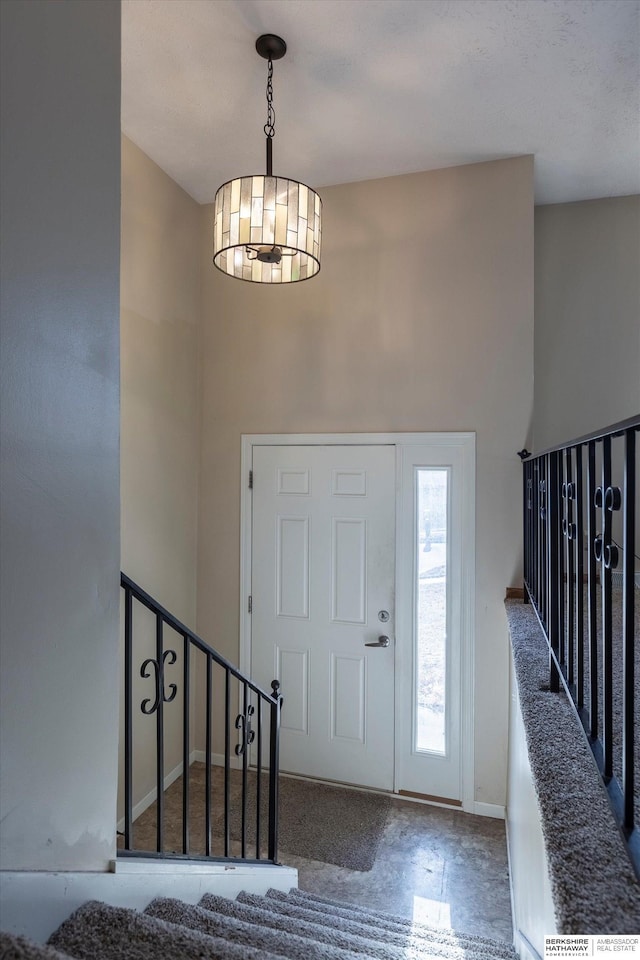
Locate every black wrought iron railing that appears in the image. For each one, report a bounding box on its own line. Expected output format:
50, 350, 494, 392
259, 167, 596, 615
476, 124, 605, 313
522, 415, 640, 875
119, 573, 282, 864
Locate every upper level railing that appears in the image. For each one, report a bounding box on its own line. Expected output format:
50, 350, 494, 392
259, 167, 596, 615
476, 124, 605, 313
119, 573, 282, 864
522, 415, 639, 877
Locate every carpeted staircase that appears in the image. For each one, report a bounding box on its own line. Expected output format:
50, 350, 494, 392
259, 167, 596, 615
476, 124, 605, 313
1, 887, 517, 960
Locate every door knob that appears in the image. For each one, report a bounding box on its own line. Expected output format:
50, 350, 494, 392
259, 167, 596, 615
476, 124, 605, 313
365, 635, 390, 648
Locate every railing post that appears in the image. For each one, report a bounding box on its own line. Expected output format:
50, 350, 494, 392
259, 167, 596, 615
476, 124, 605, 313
523, 460, 531, 602
268, 680, 281, 862
224, 670, 230, 858
601, 435, 613, 780
564, 447, 575, 686
622, 427, 635, 831
256, 698, 263, 859
534, 459, 549, 619
575, 445, 584, 709
182, 636, 190, 855
548, 450, 561, 692
240, 681, 249, 859
205, 656, 212, 856
587, 440, 598, 739
558, 450, 566, 671
537, 457, 549, 634
155, 614, 165, 853
123, 586, 133, 850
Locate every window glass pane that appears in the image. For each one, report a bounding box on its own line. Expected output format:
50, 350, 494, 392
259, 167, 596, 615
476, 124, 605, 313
415, 468, 448, 754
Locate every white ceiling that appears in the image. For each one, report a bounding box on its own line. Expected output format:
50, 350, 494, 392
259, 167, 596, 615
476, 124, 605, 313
122, 0, 640, 206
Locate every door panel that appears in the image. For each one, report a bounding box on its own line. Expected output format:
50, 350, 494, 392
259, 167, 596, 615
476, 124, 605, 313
276, 516, 309, 618
251, 444, 395, 790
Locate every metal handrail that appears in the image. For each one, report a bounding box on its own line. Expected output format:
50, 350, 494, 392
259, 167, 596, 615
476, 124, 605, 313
119, 573, 281, 865
121, 573, 278, 703
521, 414, 640, 461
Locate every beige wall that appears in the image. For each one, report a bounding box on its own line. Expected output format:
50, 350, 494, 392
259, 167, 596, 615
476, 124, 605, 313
534, 196, 640, 450
197, 156, 534, 806
120, 136, 201, 619
120, 137, 201, 811
0, 0, 121, 870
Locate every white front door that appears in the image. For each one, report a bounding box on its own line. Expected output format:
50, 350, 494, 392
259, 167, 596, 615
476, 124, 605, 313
243, 432, 475, 806
250, 444, 396, 790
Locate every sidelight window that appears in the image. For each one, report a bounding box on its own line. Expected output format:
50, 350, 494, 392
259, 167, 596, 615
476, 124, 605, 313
415, 468, 449, 755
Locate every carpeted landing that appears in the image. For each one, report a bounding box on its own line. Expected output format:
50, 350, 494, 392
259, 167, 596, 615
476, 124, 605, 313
1, 887, 518, 960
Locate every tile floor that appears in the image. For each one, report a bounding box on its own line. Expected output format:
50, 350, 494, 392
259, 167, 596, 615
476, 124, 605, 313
284, 796, 513, 943
120, 765, 513, 943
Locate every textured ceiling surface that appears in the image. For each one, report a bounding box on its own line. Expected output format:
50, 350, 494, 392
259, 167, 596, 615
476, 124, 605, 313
122, 0, 640, 205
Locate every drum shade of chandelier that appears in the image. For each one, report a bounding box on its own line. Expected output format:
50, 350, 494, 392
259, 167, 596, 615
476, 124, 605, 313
212, 35, 322, 284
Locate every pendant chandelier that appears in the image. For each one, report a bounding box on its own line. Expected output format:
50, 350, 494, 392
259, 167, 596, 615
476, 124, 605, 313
212, 34, 322, 284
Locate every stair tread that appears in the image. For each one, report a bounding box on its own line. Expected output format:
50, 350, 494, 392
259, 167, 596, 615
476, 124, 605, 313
272, 888, 516, 956
0, 931, 76, 960
199, 892, 513, 960
201, 892, 407, 959
47, 900, 286, 960
146, 896, 366, 960
41, 887, 516, 960
239, 891, 505, 958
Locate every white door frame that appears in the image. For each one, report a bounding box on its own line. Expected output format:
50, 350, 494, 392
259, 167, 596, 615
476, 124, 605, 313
240, 432, 476, 813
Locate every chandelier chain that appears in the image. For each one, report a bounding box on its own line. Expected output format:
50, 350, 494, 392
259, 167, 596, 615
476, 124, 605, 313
264, 58, 275, 140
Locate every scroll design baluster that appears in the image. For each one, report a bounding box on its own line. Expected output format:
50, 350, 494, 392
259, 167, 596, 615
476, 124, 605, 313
235, 703, 256, 756
594, 484, 622, 570
140, 649, 178, 715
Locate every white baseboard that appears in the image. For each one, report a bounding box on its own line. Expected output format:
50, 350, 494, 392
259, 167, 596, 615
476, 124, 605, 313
514, 929, 543, 960
611, 570, 640, 589
117, 751, 198, 833
117, 751, 243, 832
472, 801, 506, 819
0, 864, 298, 944
505, 816, 519, 948
191, 750, 242, 770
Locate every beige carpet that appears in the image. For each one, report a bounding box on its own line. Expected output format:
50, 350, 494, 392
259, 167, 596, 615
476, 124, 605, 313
506, 597, 640, 933
226, 773, 391, 871
38, 889, 519, 959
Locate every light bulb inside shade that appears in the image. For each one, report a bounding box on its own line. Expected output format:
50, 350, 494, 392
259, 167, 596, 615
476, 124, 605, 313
256, 246, 282, 264
213, 175, 321, 283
